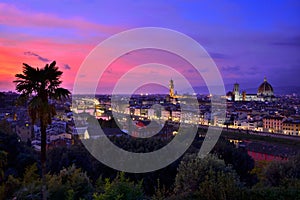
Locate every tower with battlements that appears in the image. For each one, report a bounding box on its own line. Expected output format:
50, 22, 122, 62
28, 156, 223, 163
169, 79, 175, 98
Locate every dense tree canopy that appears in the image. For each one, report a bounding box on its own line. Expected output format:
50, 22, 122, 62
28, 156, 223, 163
1, 127, 300, 199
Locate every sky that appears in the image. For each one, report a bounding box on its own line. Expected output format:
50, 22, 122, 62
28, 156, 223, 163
0, 0, 300, 94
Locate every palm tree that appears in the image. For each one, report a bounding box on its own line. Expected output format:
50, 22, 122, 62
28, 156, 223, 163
14, 61, 70, 200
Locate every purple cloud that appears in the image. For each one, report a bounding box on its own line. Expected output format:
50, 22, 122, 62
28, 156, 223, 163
63, 64, 71, 70
222, 65, 241, 72
24, 51, 50, 62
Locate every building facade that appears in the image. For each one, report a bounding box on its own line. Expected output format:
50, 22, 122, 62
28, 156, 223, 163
230, 77, 276, 102
263, 116, 284, 133
283, 120, 300, 136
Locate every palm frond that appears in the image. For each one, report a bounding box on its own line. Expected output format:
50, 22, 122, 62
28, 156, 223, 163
14, 61, 70, 125
49, 87, 71, 100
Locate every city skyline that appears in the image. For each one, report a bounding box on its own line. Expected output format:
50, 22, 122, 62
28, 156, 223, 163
0, 1, 300, 94
1, 2, 300, 199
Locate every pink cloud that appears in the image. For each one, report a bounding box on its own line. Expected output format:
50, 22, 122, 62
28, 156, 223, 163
0, 2, 220, 94
0, 3, 124, 35
0, 35, 96, 91
94, 49, 207, 94
0, 2, 131, 92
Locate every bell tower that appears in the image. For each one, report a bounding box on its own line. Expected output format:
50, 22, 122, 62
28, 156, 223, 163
169, 79, 174, 98
233, 82, 240, 101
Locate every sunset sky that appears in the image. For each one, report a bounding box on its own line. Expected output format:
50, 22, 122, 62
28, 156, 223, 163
0, 0, 299, 94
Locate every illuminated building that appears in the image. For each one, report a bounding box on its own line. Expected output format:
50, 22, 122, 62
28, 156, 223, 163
167, 79, 180, 103
230, 77, 276, 102
169, 79, 175, 98
257, 77, 274, 96
233, 83, 240, 101
263, 116, 284, 133
283, 120, 300, 136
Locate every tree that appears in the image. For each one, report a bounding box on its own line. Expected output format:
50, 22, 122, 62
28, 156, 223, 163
47, 164, 93, 200
198, 169, 243, 200
15, 163, 41, 199
0, 119, 13, 135
263, 154, 300, 187
0, 150, 7, 182
1, 175, 21, 200
213, 139, 256, 185
174, 154, 229, 194
14, 61, 70, 200
152, 179, 169, 200
172, 154, 246, 199
93, 172, 144, 200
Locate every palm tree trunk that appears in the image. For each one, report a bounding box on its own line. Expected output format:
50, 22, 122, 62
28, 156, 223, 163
40, 119, 47, 200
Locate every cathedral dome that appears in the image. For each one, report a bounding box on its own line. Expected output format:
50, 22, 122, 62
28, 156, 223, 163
257, 77, 274, 96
